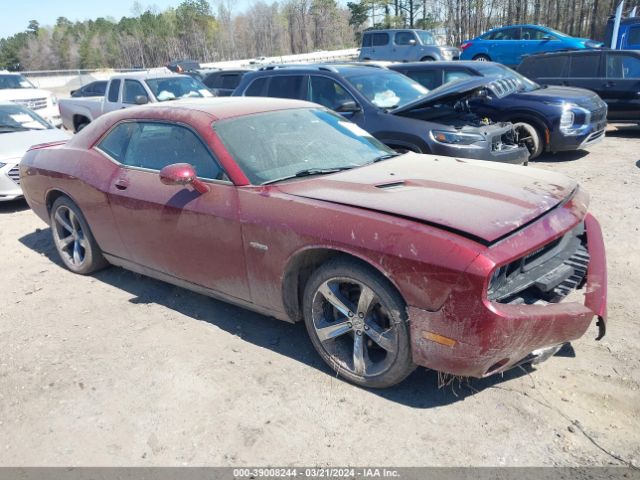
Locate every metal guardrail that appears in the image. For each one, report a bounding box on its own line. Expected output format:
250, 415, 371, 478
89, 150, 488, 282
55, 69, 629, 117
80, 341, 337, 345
21, 68, 143, 78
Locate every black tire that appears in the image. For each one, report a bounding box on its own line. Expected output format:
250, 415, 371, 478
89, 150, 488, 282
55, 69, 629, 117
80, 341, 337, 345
50, 196, 109, 275
514, 121, 543, 160
420, 56, 435, 61
302, 258, 415, 388
473, 54, 491, 62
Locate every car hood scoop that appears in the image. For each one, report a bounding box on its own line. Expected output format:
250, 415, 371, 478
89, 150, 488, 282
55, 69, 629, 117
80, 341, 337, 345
276, 153, 577, 244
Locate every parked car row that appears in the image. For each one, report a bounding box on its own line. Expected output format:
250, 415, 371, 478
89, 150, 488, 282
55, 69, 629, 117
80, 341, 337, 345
1, 51, 614, 389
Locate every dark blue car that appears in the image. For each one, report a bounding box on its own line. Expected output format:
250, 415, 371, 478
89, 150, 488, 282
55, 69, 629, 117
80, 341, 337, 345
460, 25, 602, 67
389, 61, 608, 158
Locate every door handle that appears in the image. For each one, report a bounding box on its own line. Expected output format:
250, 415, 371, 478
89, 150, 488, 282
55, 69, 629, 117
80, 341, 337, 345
114, 178, 129, 190
604, 81, 615, 88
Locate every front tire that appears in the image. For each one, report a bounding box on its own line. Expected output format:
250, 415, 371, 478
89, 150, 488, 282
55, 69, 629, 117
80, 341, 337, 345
420, 56, 435, 61
302, 258, 415, 388
50, 196, 108, 275
473, 54, 491, 62
514, 122, 543, 159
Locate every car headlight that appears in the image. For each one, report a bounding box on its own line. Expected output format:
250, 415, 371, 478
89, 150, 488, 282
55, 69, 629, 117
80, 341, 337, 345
559, 103, 590, 135
0, 162, 6, 169
431, 130, 485, 145
560, 108, 574, 130
51, 95, 58, 106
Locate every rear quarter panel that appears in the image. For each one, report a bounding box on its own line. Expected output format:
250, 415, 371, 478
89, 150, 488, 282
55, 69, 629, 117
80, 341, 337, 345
20, 142, 127, 258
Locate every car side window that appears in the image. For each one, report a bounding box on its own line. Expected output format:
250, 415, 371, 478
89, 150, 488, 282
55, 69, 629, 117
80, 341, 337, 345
629, 26, 640, 45
521, 28, 552, 40
97, 123, 134, 162
525, 55, 567, 78
266, 75, 305, 99
406, 69, 441, 89
99, 122, 225, 180
203, 73, 221, 88
568, 54, 601, 78
362, 33, 373, 47
309, 76, 355, 110
606, 54, 640, 79
444, 69, 473, 83
221, 74, 240, 89
492, 28, 520, 40
395, 31, 416, 45
123, 80, 147, 104
245, 77, 268, 96
107, 79, 121, 103
372, 33, 389, 46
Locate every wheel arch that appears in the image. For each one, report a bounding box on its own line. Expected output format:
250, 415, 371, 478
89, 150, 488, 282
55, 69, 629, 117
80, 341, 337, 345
45, 188, 79, 215
281, 247, 405, 323
72, 114, 91, 132
505, 113, 550, 148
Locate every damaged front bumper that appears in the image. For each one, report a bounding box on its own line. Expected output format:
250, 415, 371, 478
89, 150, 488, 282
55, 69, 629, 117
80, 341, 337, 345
429, 123, 529, 165
408, 211, 607, 378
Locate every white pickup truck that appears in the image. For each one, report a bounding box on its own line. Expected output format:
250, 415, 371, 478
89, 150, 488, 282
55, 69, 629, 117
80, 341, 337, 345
59, 71, 212, 132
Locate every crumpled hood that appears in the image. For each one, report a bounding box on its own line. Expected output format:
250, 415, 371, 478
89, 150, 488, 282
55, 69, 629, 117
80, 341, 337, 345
276, 153, 578, 244
391, 77, 492, 114
0, 129, 70, 163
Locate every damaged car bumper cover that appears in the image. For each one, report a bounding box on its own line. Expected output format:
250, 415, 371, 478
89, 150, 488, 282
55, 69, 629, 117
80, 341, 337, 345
408, 205, 607, 378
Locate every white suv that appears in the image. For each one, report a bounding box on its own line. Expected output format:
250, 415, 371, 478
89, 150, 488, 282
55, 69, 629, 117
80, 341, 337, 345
0, 72, 61, 127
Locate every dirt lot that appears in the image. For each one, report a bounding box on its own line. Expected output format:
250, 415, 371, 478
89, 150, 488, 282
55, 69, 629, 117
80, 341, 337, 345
1, 126, 639, 467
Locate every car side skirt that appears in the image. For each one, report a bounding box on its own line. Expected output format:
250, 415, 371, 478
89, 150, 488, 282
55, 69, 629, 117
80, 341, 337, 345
102, 253, 292, 323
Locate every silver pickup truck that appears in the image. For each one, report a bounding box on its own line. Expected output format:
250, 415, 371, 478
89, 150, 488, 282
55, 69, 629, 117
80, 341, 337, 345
59, 71, 212, 132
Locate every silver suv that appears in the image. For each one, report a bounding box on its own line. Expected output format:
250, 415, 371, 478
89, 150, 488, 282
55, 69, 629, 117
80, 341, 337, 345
358, 29, 460, 62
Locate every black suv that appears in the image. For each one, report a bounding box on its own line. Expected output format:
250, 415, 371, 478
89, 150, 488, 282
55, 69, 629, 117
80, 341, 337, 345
518, 49, 640, 123
201, 69, 252, 96
390, 61, 608, 158
233, 64, 528, 164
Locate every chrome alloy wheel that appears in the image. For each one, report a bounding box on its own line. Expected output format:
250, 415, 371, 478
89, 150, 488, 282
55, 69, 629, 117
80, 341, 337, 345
310, 277, 399, 377
52, 205, 88, 267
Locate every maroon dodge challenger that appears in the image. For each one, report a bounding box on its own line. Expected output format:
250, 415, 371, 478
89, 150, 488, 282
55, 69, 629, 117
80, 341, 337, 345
20, 97, 607, 388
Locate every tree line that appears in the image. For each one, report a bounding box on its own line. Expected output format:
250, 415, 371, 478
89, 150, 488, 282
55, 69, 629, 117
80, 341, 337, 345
0, 0, 626, 71
349, 0, 626, 44
0, 0, 354, 70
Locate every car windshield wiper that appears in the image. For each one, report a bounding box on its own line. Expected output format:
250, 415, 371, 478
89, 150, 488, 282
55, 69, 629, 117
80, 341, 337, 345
370, 153, 401, 163
262, 166, 354, 185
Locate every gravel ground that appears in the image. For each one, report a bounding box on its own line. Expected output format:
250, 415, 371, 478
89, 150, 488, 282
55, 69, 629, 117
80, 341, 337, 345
1, 126, 639, 467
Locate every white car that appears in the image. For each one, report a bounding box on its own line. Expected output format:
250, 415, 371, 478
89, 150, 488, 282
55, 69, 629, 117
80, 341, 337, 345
0, 102, 70, 202
0, 71, 62, 127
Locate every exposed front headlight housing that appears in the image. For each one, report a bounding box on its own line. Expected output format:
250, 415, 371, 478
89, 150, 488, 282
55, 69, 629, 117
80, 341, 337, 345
431, 130, 485, 145
559, 103, 590, 135
560, 108, 574, 130
488, 265, 507, 297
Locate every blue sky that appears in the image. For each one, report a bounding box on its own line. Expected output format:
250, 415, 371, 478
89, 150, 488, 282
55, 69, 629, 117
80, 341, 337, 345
1, 0, 248, 38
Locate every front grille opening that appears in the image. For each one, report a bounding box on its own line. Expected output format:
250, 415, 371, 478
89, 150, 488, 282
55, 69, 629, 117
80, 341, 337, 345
488, 222, 589, 305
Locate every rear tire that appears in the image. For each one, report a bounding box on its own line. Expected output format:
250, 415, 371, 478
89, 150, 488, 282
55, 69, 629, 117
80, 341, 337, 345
420, 56, 435, 61
473, 54, 491, 62
514, 122, 543, 160
50, 196, 108, 275
302, 258, 416, 388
